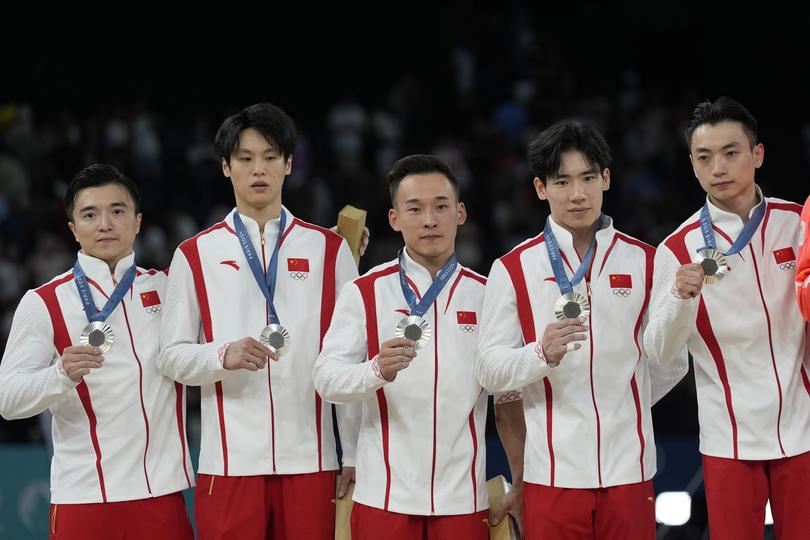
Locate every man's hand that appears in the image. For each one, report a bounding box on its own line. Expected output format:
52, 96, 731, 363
222, 337, 277, 371
490, 481, 524, 538
675, 263, 705, 299
541, 318, 588, 366
377, 338, 417, 381
60, 345, 103, 382
336, 466, 356, 498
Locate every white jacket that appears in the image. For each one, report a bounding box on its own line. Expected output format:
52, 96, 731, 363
476, 217, 688, 489
644, 194, 810, 460
159, 207, 360, 476
0, 252, 193, 503
313, 249, 488, 516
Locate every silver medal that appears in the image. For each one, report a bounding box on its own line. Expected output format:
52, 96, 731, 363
394, 315, 432, 350
80, 321, 115, 353
694, 248, 728, 284
260, 324, 291, 357
553, 292, 590, 321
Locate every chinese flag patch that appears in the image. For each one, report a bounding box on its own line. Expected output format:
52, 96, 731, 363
457, 311, 477, 324
773, 247, 796, 264
609, 274, 632, 288
288, 258, 310, 272
140, 290, 161, 307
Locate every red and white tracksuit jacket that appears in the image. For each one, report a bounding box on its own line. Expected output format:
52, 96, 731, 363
476, 217, 688, 488
645, 193, 810, 460
158, 207, 360, 476
0, 251, 193, 503
313, 249, 489, 516
796, 194, 810, 320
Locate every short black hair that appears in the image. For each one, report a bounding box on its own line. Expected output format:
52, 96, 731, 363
214, 103, 297, 164
685, 96, 758, 149
527, 119, 612, 184
386, 154, 459, 205
64, 164, 141, 221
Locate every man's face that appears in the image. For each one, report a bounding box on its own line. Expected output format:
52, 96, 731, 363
689, 120, 763, 206
68, 183, 142, 266
389, 172, 466, 264
222, 127, 292, 212
534, 150, 609, 234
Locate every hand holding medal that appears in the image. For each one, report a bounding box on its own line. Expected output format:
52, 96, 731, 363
59, 345, 104, 383
377, 337, 418, 381
222, 337, 277, 371
541, 317, 589, 366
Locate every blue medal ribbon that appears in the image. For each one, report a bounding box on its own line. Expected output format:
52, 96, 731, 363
697, 198, 766, 255
233, 210, 287, 325
397, 248, 457, 318
73, 261, 137, 323
543, 214, 603, 295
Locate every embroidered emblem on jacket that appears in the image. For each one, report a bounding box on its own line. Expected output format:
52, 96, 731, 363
457, 310, 477, 332
141, 290, 162, 314
773, 247, 796, 271
288, 258, 309, 280
610, 274, 632, 297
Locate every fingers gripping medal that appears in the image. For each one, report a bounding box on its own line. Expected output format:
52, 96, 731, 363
233, 210, 292, 357
544, 215, 602, 322
694, 198, 766, 285
694, 248, 728, 284
395, 248, 457, 351
72, 261, 137, 354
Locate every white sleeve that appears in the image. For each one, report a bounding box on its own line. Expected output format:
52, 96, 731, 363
313, 283, 387, 404
0, 291, 78, 419
643, 246, 700, 367
640, 305, 689, 405
335, 239, 360, 295
158, 248, 231, 386
475, 259, 552, 393
332, 240, 362, 467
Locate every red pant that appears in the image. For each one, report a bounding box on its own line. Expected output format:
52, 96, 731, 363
49, 491, 192, 540
703, 451, 810, 540
350, 502, 488, 540
522, 480, 655, 540
195, 471, 336, 540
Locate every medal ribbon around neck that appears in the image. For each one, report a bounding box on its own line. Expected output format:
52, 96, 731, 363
697, 199, 766, 256
73, 261, 136, 323
397, 248, 458, 318
233, 210, 286, 325
543, 214, 604, 295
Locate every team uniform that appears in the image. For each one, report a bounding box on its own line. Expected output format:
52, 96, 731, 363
313, 248, 489, 540
644, 190, 810, 540
158, 206, 360, 539
0, 252, 193, 540
476, 216, 687, 540
796, 194, 810, 320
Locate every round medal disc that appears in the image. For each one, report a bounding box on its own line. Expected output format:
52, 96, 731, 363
260, 324, 291, 357
694, 249, 728, 284
553, 292, 590, 321
394, 315, 432, 350
80, 321, 115, 353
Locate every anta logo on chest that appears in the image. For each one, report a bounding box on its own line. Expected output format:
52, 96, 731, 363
773, 247, 796, 271
140, 290, 161, 314
288, 258, 310, 280
609, 274, 632, 297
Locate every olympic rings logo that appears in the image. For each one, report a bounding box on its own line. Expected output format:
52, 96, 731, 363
145, 305, 162, 315
612, 288, 631, 297
289, 271, 309, 280
459, 324, 477, 333
779, 262, 796, 271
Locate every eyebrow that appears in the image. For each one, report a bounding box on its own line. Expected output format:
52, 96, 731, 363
404, 195, 452, 204
235, 146, 278, 155
694, 141, 741, 153
78, 201, 129, 213
551, 167, 598, 179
